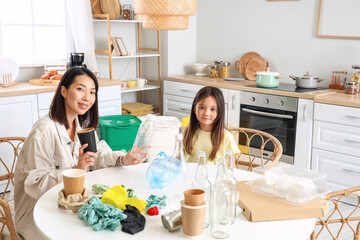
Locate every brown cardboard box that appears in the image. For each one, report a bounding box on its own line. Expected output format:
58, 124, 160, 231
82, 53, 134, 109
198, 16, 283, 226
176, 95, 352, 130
237, 181, 329, 222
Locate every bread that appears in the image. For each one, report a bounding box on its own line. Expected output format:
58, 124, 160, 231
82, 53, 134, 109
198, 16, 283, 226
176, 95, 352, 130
50, 75, 62, 80
48, 70, 58, 76
41, 74, 50, 79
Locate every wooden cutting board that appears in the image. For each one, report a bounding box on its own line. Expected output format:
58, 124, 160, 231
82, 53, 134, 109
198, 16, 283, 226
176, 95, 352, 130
235, 52, 260, 79
245, 56, 267, 81
29, 78, 60, 86
100, 0, 121, 20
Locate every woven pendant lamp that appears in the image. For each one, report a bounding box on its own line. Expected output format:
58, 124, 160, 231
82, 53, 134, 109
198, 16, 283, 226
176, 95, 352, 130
134, 0, 197, 30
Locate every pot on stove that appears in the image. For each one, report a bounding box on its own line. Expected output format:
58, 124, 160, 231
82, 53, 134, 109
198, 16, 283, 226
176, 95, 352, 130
256, 67, 284, 88
289, 72, 325, 89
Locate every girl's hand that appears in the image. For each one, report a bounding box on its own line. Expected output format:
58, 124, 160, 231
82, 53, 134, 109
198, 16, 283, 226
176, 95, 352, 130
75, 144, 97, 171
122, 145, 150, 165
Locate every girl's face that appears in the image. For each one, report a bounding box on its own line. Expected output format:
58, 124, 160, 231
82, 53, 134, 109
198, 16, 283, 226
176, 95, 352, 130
61, 75, 96, 119
194, 96, 218, 132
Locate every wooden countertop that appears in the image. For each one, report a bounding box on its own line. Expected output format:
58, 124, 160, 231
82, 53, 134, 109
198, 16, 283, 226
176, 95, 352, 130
166, 75, 360, 108
0, 78, 122, 97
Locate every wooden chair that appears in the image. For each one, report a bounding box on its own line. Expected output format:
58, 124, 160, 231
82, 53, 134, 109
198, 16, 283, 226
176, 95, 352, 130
0, 137, 25, 240
311, 186, 360, 240
228, 128, 283, 172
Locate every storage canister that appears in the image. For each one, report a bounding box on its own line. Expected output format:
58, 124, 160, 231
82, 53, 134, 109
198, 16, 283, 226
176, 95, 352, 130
210, 65, 219, 78
344, 81, 358, 94
220, 62, 230, 78
351, 65, 360, 90
122, 4, 133, 20
214, 60, 223, 69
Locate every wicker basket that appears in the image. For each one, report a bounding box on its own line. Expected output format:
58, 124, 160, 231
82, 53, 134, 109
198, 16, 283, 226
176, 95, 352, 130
141, 15, 189, 30
134, 0, 197, 16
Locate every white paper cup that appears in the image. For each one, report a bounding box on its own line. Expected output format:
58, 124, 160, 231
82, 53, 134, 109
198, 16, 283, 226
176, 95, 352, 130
62, 169, 86, 197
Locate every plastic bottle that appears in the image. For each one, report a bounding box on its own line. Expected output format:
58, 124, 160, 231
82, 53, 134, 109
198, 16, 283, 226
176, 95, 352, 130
166, 134, 189, 212
191, 151, 211, 229
211, 158, 231, 239
131, 114, 156, 160
225, 149, 237, 224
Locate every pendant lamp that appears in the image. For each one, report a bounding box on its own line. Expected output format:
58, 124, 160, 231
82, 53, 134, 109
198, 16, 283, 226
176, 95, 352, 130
134, 0, 197, 30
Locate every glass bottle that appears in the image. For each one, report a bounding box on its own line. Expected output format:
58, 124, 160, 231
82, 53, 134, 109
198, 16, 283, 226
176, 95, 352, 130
122, 4, 133, 20
211, 158, 231, 239
131, 114, 156, 160
225, 149, 237, 224
191, 151, 211, 229
166, 134, 189, 212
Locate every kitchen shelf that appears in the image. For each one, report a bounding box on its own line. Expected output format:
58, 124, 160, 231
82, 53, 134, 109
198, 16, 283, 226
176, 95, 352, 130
122, 84, 160, 93
95, 52, 160, 59
92, 13, 162, 113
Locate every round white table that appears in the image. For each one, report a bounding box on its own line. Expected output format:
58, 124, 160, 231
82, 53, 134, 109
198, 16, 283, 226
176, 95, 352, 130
34, 163, 315, 240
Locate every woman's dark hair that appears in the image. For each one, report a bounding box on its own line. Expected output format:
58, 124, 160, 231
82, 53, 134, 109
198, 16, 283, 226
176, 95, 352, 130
183, 86, 225, 161
50, 67, 99, 129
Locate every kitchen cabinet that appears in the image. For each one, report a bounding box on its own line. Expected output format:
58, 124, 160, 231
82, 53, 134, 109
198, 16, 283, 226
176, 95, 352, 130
294, 99, 314, 169
227, 90, 241, 128
312, 103, 360, 196
93, 15, 162, 113
163, 80, 229, 125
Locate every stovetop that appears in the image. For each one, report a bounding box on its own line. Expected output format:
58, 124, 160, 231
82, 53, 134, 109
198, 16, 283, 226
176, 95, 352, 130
255, 83, 327, 93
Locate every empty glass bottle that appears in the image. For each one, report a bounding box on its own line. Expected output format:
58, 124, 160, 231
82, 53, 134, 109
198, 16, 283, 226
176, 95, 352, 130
211, 158, 231, 239
225, 149, 237, 224
166, 134, 189, 212
191, 151, 211, 228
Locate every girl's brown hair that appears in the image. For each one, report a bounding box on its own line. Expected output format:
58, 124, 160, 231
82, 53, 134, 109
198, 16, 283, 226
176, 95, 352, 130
183, 86, 225, 161
50, 67, 99, 129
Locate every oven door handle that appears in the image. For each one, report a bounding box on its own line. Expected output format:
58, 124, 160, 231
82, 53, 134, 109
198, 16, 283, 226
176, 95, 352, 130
242, 108, 294, 119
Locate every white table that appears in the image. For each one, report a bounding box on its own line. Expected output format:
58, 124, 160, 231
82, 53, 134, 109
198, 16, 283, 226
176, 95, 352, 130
34, 163, 315, 240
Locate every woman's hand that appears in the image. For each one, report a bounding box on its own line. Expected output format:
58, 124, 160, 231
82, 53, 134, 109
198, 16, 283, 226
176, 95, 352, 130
75, 144, 97, 171
122, 145, 150, 166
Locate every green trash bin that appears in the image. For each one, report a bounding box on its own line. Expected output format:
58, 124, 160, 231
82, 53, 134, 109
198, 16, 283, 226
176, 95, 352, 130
99, 115, 142, 151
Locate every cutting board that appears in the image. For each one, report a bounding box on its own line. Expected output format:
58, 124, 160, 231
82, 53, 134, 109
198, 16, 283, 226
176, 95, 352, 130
29, 78, 60, 86
245, 55, 267, 81
235, 52, 260, 79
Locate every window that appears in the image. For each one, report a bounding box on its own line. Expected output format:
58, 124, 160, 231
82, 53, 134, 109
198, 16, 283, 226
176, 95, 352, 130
0, 0, 68, 66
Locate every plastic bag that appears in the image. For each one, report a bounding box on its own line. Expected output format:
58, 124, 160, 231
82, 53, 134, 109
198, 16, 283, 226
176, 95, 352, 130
146, 151, 180, 189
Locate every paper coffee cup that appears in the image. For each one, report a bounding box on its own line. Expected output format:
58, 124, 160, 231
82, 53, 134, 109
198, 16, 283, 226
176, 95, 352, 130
184, 189, 205, 206
77, 128, 97, 153
62, 169, 86, 197
181, 200, 207, 237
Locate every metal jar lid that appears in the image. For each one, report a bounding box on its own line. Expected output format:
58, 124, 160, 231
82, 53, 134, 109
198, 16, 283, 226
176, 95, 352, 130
345, 81, 358, 86
352, 65, 360, 69
210, 65, 218, 69
223, 62, 230, 66
213, 60, 223, 64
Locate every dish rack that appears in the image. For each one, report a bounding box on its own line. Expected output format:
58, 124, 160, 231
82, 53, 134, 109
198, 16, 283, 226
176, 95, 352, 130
1, 73, 18, 88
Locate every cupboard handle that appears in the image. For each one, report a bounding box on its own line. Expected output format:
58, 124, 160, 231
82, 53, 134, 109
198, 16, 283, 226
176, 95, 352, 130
343, 168, 360, 174
344, 139, 360, 144
180, 107, 191, 111
303, 104, 307, 122
180, 88, 197, 93
232, 95, 236, 110
346, 115, 360, 120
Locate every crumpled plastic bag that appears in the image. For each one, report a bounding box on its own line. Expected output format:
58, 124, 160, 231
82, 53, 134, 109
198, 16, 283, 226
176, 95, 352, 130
92, 184, 110, 195
146, 151, 183, 189
145, 194, 167, 213
121, 204, 146, 235
78, 196, 127, 231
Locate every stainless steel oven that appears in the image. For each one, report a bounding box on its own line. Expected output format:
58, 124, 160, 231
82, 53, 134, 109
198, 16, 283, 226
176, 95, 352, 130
239, 92, 298, 164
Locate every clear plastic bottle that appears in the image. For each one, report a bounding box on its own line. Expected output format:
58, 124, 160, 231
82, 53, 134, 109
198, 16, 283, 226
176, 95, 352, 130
191, 151, 211, 228
225, 149, 237, 224
131, 114, 156, 160
166, 134, 189, 212
211, 158, 231, 239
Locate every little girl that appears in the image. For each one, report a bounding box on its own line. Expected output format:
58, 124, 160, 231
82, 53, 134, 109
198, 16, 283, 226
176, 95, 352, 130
183, 86, 240, 164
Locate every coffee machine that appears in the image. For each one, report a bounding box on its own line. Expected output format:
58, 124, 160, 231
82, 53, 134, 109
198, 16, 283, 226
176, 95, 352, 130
69, 52, 87, 68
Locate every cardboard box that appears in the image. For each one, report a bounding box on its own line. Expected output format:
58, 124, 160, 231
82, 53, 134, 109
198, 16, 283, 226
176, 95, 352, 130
237, 181, 329, 222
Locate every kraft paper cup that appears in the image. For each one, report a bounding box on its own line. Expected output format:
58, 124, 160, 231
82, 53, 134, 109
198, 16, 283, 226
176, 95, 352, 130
77, 128, 97, 153
181, 200, 207, 238
62, 169, 86, 197
184, 189, 205, 206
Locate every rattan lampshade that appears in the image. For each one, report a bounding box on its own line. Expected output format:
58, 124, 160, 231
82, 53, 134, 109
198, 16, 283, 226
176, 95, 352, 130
134, 0, 197, 30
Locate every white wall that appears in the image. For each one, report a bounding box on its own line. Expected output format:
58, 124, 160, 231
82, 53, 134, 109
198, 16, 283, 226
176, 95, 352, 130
196, 0, 360, 86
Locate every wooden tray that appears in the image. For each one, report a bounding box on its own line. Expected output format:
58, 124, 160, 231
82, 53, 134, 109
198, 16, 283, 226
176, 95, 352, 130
29, 78, 60, 86
245, 55, 267, 81
235, 52, 260, 79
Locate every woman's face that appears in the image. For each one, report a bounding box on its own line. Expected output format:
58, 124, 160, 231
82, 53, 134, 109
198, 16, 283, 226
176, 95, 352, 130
61, 75, 96, 118
194, 96, 218, 131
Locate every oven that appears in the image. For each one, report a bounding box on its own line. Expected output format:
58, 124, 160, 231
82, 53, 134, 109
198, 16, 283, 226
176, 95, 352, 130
239, 92, 298, 164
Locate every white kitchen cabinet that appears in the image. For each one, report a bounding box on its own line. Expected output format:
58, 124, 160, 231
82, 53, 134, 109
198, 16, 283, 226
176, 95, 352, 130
294, 99, 314, 169
163, 80, 229, 125
37, 92, 55, 119
227, 90, 241, 128
312, 103, 360, 197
